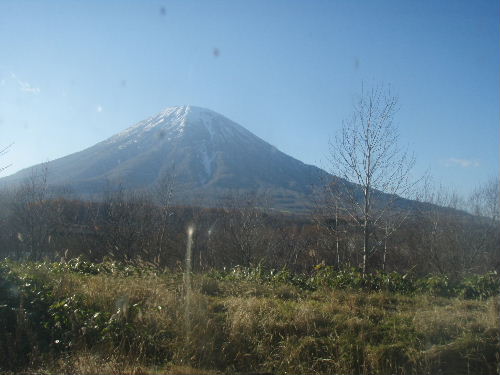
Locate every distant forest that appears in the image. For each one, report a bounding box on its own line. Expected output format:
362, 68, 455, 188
0, 167, 498, 278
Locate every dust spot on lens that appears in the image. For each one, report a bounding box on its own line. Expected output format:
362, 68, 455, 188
158, 130, 166, 139
213, 47, 220, 57
353, 57, 360, 70
159, 6, 166, 16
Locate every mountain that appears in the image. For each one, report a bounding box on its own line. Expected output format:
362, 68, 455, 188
1, 106, 332, 211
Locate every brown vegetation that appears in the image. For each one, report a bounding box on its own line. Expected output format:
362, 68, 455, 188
0, 262, 498, 374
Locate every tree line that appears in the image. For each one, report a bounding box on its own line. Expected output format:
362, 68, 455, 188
0, 165, 497, 278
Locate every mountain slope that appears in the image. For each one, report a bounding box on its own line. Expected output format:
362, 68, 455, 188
1, 106, 331, 211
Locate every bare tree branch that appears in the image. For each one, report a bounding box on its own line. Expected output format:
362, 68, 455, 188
328, 85, 418, 275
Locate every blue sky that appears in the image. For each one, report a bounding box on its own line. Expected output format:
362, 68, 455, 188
0, 0, 498, 196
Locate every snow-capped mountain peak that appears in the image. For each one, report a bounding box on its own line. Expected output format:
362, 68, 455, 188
108, 105, 246, 146
0, 105, 329, 212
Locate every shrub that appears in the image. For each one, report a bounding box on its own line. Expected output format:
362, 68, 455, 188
457, 272, 499, 300
416, 275, 453, 297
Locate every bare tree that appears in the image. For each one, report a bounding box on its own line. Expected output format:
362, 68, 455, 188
466, 177, 500, 270
312, 191, 352, 269
410, 179, 496, 275
11, 164, 52, 260
468, 177, 499, 220
152, 169, 176, 266
216, 191, 271, 267
329, 85, 416, 275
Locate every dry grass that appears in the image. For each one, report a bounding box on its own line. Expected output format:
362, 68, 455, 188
53, 351, 149, 375
50, 351, 220, 375
412, 296, 497, 345
52, 273, 178, 310
4, 265, 499, 375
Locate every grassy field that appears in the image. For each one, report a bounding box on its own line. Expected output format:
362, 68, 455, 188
0, 260, 498, 374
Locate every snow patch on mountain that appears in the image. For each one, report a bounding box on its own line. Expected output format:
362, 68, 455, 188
200, 147, 214, 180
106, 105, 231, 146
